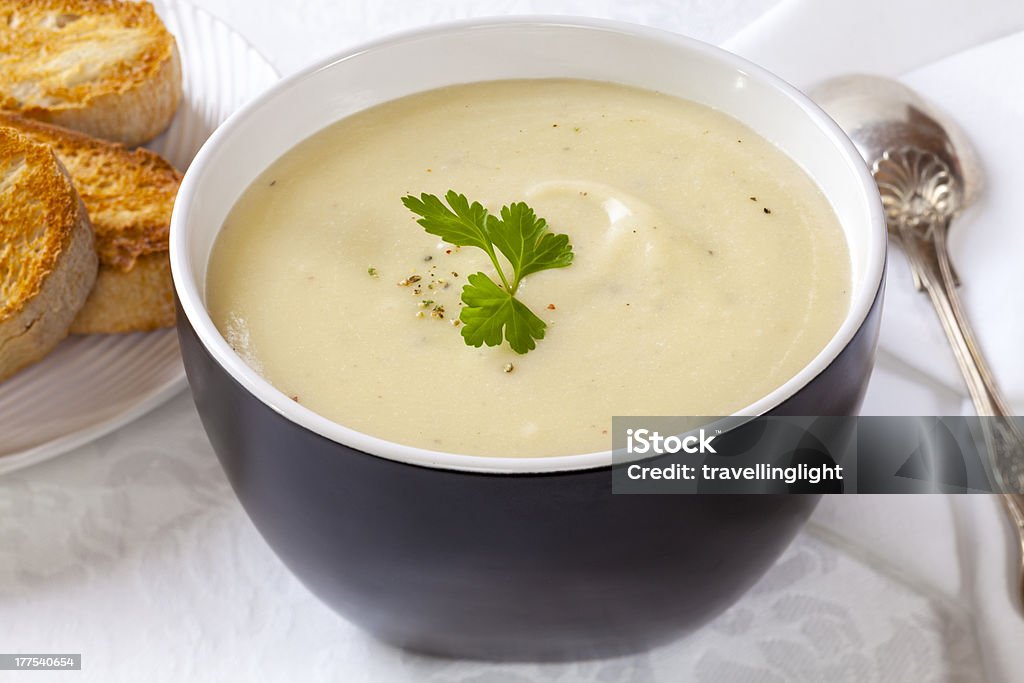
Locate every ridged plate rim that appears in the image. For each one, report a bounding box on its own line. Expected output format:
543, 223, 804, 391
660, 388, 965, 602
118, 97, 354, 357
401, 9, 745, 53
0, 0, 279, 475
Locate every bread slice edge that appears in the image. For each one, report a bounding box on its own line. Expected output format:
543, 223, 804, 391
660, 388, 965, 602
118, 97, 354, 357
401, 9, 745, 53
34, 42, 183, 147
70, 252, 175, 335
0, 195, 98, 381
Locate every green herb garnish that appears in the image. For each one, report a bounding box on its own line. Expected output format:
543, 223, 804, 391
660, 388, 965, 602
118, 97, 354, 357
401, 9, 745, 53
401, 190, 574, 354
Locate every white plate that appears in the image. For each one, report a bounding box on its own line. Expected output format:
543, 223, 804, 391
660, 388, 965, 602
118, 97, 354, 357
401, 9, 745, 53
0, 0, 279, 476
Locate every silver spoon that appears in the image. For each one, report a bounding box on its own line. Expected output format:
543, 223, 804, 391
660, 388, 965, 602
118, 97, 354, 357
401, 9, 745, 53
811, 74, 1024, 610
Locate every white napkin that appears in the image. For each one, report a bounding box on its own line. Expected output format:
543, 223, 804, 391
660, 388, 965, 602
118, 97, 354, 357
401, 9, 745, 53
725, 0, 1024, 93
892, 37, 1024, 407
729, 9, 1024, 682
727, 0, 1024, 408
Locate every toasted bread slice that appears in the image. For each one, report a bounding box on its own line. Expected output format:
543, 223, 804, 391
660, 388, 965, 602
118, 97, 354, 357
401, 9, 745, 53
0, 113, 181, 334
0, 127, 97, 381
0, 0, 182, 147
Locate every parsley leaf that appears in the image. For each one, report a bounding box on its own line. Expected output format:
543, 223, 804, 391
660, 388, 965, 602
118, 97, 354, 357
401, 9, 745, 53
489, 202, 574, 287
401, 191, 574, 354
459, 273, 548, 353
401, 191, 493, 253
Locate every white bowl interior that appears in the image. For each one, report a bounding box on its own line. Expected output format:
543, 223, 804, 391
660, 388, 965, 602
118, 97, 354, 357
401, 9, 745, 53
171, 18, 886, 474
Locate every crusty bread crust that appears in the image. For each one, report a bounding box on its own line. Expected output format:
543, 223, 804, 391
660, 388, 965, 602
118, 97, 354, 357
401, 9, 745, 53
44, 40, 183, 148
0, 128, 97, 381
0, 0, 183, 147
0, 113, 181, 270
0, 113, 181, 334
70, 252, 174, 334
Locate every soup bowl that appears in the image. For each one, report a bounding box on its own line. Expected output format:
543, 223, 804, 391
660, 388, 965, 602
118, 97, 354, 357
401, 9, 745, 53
170, 17, 886, 660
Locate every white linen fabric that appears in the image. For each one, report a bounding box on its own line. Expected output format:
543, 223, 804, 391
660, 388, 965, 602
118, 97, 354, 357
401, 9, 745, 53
2, 0, 1022, 681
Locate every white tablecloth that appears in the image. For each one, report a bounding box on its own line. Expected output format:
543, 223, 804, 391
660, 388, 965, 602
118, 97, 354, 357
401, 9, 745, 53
2, 1, 1021, 681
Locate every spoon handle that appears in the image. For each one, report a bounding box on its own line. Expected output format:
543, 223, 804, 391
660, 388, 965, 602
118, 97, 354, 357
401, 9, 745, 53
897, 216, 1024, 610
908, 219, 1008, 415
1003, 492, 1024, 612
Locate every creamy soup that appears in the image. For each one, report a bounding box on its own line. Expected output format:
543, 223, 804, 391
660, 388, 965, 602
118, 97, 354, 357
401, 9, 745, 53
206, 79, 851, 457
